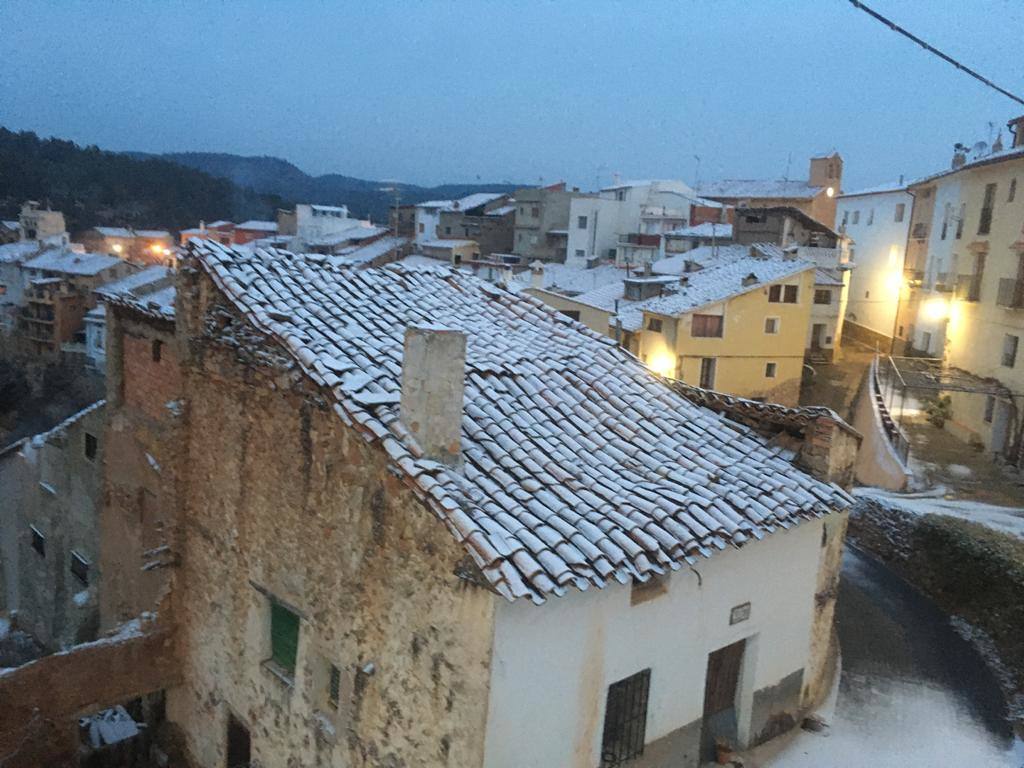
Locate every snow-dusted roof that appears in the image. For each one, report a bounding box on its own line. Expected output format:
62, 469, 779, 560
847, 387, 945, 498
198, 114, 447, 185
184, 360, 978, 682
93, 226, 134, 238
103, 282, 176, 320
507, 262, 627, 296
666, 222, 734, 239
912, 144, 1024, 187
420, 238, 477, 249
837, 181, 910, 198
24, 250, 124, 276
329, 236, 407, 266
0, 241, 45, 264
95, 265, 172, 300
1, 220, 18, 231
815, 267, 845, 286
208, 220, 234, 228
235, 220, 278, 232
310, 204, 348, 214
189, 240, 851, 602
307, 225, 388, 248
652, 244, 751, 276
486, 205, 516, 217
414, 199, 452, 210
449, 192, 506, 212
133, 229, 172, 239
698, 179, 823, 200
179, 228, 206, 236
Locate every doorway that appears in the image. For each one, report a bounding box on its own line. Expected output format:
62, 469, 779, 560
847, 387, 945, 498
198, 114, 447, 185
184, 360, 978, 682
700, 639, 746, 763
226, 714, 251, 768
811, 323, 826, 350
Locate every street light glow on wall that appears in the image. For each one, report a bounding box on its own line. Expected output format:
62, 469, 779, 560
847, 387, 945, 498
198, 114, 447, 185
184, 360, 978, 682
648, 351, 676, 378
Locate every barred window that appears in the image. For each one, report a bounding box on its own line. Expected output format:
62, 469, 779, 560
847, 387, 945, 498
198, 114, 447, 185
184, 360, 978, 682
600, 669, 651, 766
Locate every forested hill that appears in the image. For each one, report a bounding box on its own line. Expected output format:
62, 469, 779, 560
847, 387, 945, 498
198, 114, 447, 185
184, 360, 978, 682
140, 151, 521, 222
0, 128, 283, 232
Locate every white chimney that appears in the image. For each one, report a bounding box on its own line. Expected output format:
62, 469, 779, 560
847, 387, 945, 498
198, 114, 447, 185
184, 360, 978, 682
401, 325, 466, 467
530, 261, 545, 290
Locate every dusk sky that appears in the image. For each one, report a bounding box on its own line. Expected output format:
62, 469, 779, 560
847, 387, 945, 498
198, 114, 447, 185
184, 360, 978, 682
3, 0, 1022, 192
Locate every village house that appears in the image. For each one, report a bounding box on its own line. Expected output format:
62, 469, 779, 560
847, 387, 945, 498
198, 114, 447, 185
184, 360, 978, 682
19, 250, 137, 356
887, 116, 1024, 461
698, 153, 843, 228
511, 182, 586, 262
0, 401, 106, 651
418, 237, 480, 264
413, 193, 508, 245
566, 180, 727, 268
180, 220, 237, 246
232, 219, 279, 244
98, 240, 853, 768
663, 221, 735, 255
1, 219, 21, 244
17, 200, 68, 243
388, 203, 417, 238
83, 265, 175, 370
437, 194, 515, 257
81, 227, 175, 266
834, 181, 913, 348
0, 241, 54, 332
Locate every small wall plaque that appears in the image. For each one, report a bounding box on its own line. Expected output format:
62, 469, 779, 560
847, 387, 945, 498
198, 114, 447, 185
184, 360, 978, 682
730, 601, 751, 625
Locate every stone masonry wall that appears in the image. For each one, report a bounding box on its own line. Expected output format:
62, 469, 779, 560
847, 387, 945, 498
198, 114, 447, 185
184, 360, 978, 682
100, 308, 181, 631
0, 621, 178, 768
164, 271, 498, 768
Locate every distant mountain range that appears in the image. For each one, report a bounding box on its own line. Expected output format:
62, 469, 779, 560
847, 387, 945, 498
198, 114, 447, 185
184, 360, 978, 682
125, 151, 522, 222
0, 128, 283, 233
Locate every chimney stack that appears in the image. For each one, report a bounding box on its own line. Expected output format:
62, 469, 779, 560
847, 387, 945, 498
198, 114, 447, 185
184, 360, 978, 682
1008, 116, 1024, 149
401, 325, 466, 467
530, 261, 545, 290
952, 143, 968, 170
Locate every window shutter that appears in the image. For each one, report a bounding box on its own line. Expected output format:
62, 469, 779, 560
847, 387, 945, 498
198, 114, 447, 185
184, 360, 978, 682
271, 602, 300, 673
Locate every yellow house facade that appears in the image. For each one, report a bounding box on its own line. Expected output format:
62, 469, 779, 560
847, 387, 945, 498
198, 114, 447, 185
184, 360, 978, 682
904, 131, 1024, 456
636, 267, 815, 406
527, 256, 816, 406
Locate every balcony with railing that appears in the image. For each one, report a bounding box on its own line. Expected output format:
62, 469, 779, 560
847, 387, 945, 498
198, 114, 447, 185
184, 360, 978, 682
996, 277, 1024, 309
955, 273, 982, 302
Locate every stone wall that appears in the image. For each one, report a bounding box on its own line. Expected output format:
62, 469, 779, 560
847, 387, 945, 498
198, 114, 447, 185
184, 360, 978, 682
0, 620, 178, 768
100, 307, 181, 631
163, 272, 498, 768
849, 498, 1024, 720
0, 401, 105, 650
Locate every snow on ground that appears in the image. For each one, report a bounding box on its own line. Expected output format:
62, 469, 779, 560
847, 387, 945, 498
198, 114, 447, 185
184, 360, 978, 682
854, 486, 1024, 540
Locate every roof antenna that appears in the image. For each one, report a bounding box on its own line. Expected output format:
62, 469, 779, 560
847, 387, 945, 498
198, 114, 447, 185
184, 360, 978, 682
783, 152, 792, 182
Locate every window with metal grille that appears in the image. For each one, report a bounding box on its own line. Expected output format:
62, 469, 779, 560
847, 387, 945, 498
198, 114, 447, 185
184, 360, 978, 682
814, 289, 832, 305
690, 314, 723, 338
783, 285, 798, 303
70, 551, 89, 585
600, 669, 651, 766
699, 357, 716, 389
764, 317, 779, 334
328, 664, 341, 710
30, 525, 45, 557
270, 601, 300, 676
767, 285, 782, 303
84, 432, 97, 461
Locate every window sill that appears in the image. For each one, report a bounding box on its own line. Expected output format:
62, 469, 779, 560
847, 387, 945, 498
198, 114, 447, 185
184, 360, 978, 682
261, 659, 295, 689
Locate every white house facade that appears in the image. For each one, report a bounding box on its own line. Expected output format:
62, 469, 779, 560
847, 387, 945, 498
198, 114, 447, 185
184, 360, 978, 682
836, 184, 913, 346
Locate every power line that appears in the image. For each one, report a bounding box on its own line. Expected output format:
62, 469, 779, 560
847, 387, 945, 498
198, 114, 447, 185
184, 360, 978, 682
847, 0, 1024, 107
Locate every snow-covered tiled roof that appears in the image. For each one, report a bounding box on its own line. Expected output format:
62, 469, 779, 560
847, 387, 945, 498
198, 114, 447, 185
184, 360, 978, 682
506, 262, 628, 296
103, 282, 175, 320
133, 229, 172, 239
486, 205, 516, 217
188, 240, 851, 603
414, 199, 452, 210
652, 244, 751, 275
94, 226, 134, 238
421, 238, 476, 249
1, 220, 19, 231
329, 236, 408, 266
837, 180, 910, 198
449, 192, 506, 212
95, 265, 172, 300
814, 267, 845, 286
698, 179, 823, 200
24, 250, 125, 276
235, 220, 278, 232
310, 204, 348, 214
666, 222, 734, 239
0, 241, 45, 264
307, 225, 388, 248
208, 220, 234, 228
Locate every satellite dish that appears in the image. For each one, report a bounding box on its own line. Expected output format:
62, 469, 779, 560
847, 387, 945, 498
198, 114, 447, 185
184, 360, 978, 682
970, 141, 988, 159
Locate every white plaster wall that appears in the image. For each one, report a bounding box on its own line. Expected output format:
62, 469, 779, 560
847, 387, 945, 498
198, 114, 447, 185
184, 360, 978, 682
414, 207, 444, 244
293, 204, 359, 241
837, 189, 912, 338
481, 517, 827, 768
566, 197, 623, 264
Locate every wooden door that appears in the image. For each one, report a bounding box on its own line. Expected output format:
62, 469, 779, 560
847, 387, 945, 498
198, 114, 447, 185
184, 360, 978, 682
700, 639, 746, 761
